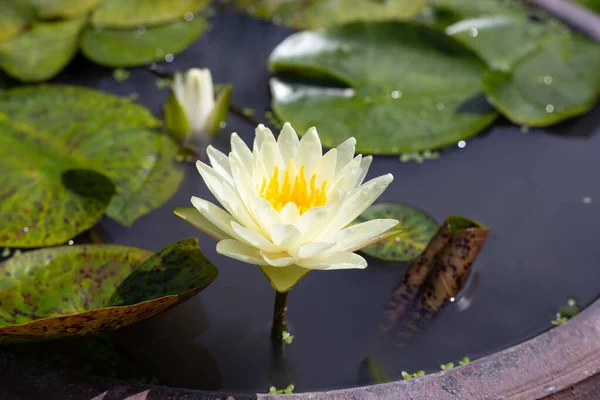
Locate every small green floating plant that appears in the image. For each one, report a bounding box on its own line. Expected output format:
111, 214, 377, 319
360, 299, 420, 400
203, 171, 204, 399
551, 298, 580, 326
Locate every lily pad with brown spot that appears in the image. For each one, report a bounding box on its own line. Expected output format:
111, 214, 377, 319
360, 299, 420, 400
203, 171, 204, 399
0, 238, 217, 342
0, 85, 184, 247
355, 203, 438, 262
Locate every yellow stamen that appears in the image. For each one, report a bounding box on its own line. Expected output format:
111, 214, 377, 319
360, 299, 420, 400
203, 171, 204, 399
259, 162, 327, 214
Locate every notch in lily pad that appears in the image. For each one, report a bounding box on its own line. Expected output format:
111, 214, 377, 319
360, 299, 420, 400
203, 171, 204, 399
0, 238, 217, 343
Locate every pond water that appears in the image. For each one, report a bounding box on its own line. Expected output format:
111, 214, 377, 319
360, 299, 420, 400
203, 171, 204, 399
3, 6, 600, 394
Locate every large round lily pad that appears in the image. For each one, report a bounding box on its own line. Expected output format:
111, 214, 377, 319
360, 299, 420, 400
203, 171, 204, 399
574, 0, 600, 14
269, 22, 498, 154
234, 0, 427, 29
0, 85, 184, 247
91, 0, 210, 28
0, 238, 217, 342
355, 203, 438, 262
81, 17, 208, 67
0, 17, 86, 82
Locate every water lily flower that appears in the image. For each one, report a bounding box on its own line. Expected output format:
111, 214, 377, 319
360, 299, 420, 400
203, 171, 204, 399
175, 123, 399, 292
164, 68, 231, 145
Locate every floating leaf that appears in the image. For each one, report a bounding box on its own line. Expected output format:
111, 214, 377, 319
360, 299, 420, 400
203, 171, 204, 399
26, 0, 103, 19
269, 22, 498, 154
0, 238, 217, 342
81, 17, 208, 67
355, 203, 438, 262
424, 0, 527, 28
483, 34, 600, 126
445, 16, 546, 72
379, 215, 489, 341
0, 17, 86, 82
235, 0, 427, 29
91, 0, 209, 28
0, 1, 33, 42
0, 85, 183, 247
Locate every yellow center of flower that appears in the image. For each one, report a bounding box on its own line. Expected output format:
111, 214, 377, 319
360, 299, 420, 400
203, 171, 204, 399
259, 163, 327, 214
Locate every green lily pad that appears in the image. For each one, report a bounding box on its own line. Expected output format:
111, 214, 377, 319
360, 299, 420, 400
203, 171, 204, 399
0, 1, 33, 42
483, 34, 600, 126
269, 22, 498, 154
355, 203, 438, 262
26, 0, 102, 19
424, 0, 527, 28
0, 17, 86, 82
445, 16, 546, 72
81, 17, 208, 67
0, 238, 217, 342
0, 85, 183, 247
91, 0, 210, 28
235, 0, 427, 29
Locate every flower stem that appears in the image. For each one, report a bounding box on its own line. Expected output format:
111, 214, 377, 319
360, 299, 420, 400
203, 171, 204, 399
271, 290, 288, 342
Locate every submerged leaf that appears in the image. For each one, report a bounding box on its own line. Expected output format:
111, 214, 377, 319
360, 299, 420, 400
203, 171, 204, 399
0, 17, 86, 82
356, 203, 438, 262
357, 357, 390, 385
0, 85, 182, 246
81, 17, 208, 67
270, 22, 497, 154
91, 0, 210, 28
235, 0, 427, 29
0, 238, 217, 342
379, 215, 489, 340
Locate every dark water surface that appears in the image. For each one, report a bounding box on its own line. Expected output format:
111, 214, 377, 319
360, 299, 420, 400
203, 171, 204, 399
4, 6, 600, 394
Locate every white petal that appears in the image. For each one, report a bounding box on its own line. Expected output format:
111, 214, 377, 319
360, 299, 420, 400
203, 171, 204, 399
295, 127, 322, 171
207, 145, 233, 185
260, 138, 284, 177
279, 202, 300, 225
172, 73, 185, 105
191, 196, 237, 239
196, 160, 260, 231
297, 242, 335, 259
278, 122, 300, 163
231, 221, 280, 253
334, 137, 356, 176
269, 223, 303, 249
313, 148, 337, 187
295, 206, 328, 240
250, 195, 282, 234
254, 124, 276, 153
322, 219, 399, 252
260, 250, 296, 267
356, 155, 372, 187
217, 239, 263, 264
328, 155, 362, 197
230, 133, 253, 172
229, 154, 255, 212
174, 207, 231, 241
320, 174, 394, 237
297, 251, 367, 270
